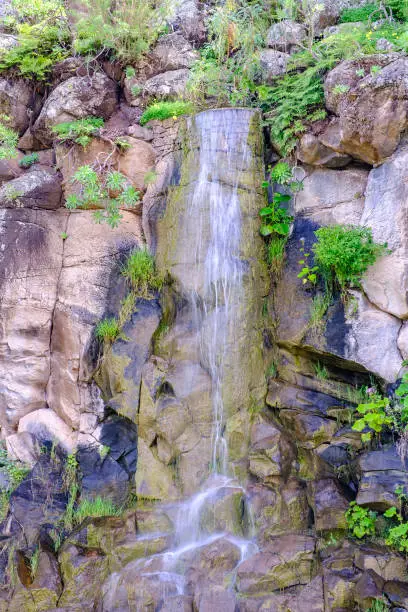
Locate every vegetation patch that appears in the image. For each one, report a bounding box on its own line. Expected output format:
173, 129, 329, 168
312, 225, 387, 296
18, 152, 39, 168
339, 4, 380, 23
66, 165, 140, 228
140, 101, 194, 126
121, 247, 163, 297
95, 317, 120, 343
52, 117, 104, 148
73, 496, 121, 524
72, 0, 168, 63
0, 123, 18, 160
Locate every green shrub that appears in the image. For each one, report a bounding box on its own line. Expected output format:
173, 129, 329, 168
352, 395, 392, 443
345, 501, 377, 538
67, 165, 140, 228
188, 0, 268, 106
73, 496, 121, 525
95, 317, 120, 343
0, 447, 30, 520
9, 0, 65, 25
121, 248, 163, 296
312, 225, 387, 294
385, 0, 408, 21
0, 20, 70, 80
18, 152, 39, 168
259, 61, 330, 155
0, 123, 18, 160
139, 101, 194, 126
72, 0, 167, 63
52, 117, 104, 147
339, 3, 379, 23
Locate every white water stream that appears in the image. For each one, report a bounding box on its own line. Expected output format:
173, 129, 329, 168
137, 109, 259, 594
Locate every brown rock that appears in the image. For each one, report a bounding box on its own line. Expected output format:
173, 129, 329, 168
356, 445, 408, 511
0, 79, 39, 134
117, 136, 156, 191
297, 132, 351, 168
322, 55, 408, 164
237, 535, 315, 595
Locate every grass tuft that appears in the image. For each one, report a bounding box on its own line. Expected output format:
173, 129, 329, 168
140, 101, 194, 126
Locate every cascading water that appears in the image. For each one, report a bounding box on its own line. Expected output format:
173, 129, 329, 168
122, 109, 267, 605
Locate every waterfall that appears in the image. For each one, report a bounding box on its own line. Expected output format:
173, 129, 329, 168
128, 108, 265, 600
192, 109, 249, 474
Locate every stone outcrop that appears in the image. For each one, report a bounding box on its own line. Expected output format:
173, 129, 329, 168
32, 73, 118, 146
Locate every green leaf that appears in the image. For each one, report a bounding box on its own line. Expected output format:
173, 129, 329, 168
352, 418, 367, 432
384, 506, 398, 518
272, 222, 290, 236
260, 225, 274, 237
259, 207, 273, 217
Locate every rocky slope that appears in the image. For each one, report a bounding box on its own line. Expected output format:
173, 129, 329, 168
0, 0, 408, 610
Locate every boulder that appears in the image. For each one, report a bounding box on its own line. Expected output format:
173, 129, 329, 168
360, 141, 408, 319
343, 291, 402, 383
0, 208, 66, 435
9, 452, 68, 547
6, 432, 41, 466
295, 166, 368, 226
356, 446, 408, 510
117, 136, 156, 192
398, 322, 408, 360
32, 73, 118, 146
384, 581, 408, 608
0, 169, 62, 209
354, 545, 408, 583
266, 20, 307, 53
46, 210, 143, 429
58, 543, 108, 608
236, 535, 315, 595
0, 34, 18, 53
147, 32, 199, 76
167, 0, 206, 44
259, 49, 291, 82
143, 68, 190, 99
96, 299, 161, 422
307, 478, 349, 531
0, 79, 38, 134
9, 549, 62, 611
321, 55, 408, 164
18, 408, 76, 452
323, 571, 357, 610
297, 132, 351, 168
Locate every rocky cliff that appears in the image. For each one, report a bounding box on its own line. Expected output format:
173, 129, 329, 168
0, 0, 408, 610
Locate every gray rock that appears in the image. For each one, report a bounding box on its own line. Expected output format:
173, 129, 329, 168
259, 49, 291, 82
0, 169, 62, 209
143, 68, 190, 99
357, 446, 408, 510
6, 431, 41, 466
266, 20, 307, 53
295, 166, 368, 226
149, 32, 199, 75
361, 142, 408, 319
0, 78, 38, 135
0, 33, 18, 53
321, 54, 408, 164
32, 72, 118, 146
167, 0, 206, 44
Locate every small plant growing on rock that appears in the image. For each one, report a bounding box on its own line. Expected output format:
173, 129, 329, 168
18, 152, 39, 168
312, 225, 387, 296
73, 496, 121, 525
122, 248, 163, 297
352, 391, 391, 443
346, 501, 377, 539
52, 117, 104, 148
95, 317, 120, 343
139, 101, 194, 126
0, 123, 18, 160
67, 165, 140, 228
332, 83, 350, 95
